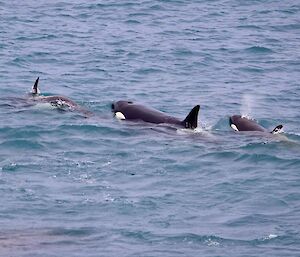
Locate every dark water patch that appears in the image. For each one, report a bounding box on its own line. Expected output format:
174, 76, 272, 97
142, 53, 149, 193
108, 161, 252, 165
258, 9, 272, 15
8, 57, 29, 68
61, 33, 90, 39
284, 159, 300, 169
148, 4, 166, 11
238, 66, 265, 73
237, 24, 263, 30
47, 227, 96, 237
202, 150, 238, 161
141, 49, 164, 57
277, 6, 300, 15
158, 30, 182, 36
125, 19, 141, 25
172, 48, 199, 57
134, 67, 164, 75
16, 34, 58, 41
245, 46, 274, 54
284, 192, 300, 203
128, 12, 154, 18
1, 162, 19, 172
271, 23, 300, 31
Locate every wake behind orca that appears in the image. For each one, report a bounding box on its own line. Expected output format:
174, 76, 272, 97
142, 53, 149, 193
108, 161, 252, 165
229, 115, 283, 134
112, 100, 200, 129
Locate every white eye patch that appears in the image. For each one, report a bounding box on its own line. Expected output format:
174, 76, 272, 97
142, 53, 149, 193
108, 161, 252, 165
115, 112, 126, 120
230, 124, 239, 131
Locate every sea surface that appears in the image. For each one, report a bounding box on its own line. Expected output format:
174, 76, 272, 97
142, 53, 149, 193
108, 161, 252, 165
0, 0, 300, 256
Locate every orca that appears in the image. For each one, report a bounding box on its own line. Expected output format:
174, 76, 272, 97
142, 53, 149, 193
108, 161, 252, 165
112, 100, 200, 129
29, 77, 92, 116
229, 115, 283, 134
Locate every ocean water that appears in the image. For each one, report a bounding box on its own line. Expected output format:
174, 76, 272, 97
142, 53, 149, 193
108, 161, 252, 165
0, 0, 300, 256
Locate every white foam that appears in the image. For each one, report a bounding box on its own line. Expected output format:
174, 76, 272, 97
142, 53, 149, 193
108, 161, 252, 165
263, 234, 278, 241
241, 114, 252, 119
176, 127, 216, 140
268, 234, 278, 239
31, 102, 56, 110
205, 238, 220, 246
176, 127, 203, 134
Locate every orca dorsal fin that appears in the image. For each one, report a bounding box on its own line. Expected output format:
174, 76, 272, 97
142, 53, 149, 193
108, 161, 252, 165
182, 105, 200, 129
32, 77, 40, 95
271, 124, 283, 134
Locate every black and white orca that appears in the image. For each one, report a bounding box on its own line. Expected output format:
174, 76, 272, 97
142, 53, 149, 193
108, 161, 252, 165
229, 115, 283, 134
112, 100, 200, 129
29, 77, 92, 116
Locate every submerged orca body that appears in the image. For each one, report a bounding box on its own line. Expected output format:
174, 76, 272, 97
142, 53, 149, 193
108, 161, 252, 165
229, 115, 283, 134
112, 100, 200, 129
29, 77, 92, 116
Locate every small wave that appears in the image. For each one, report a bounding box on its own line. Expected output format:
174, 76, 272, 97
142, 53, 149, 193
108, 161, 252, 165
16, 34, 57, 41
235, 153, 291, 164
0, 139, 44, 150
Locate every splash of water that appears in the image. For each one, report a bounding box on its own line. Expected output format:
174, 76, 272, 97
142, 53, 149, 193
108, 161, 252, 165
240, 94, 255, 119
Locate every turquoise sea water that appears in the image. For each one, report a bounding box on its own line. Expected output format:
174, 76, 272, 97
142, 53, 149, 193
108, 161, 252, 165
1, 1, 300, 256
